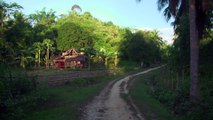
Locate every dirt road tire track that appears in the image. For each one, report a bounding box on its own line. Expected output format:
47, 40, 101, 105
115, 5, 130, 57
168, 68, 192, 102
81, 66, 163, 120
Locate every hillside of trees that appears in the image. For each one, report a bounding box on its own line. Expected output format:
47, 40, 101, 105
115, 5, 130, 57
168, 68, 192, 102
0, 1, 166, 69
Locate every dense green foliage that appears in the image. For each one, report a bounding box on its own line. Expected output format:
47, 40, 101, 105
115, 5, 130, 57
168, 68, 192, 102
134, 66, 213, 120
121, 30, 163, 66
56, 12, 96, 51
154, 0, 213, 119
0, 1, 166, 69
130, 65, 213, 120
55, 12, 165, 68
0, 66, 42, 120
133, 0, 213, 120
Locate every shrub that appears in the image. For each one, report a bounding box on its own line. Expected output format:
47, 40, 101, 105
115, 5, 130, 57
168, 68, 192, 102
150, 66, 213, 120
0, 65, 42, 120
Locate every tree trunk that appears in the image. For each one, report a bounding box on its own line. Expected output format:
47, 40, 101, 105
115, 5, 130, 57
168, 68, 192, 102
46, 48, 49, 69
88, 55, 91, 71
189, 0, 200, 101
105, 57, 108, 68
38, 49, 41, 67
114, 54, 118, 67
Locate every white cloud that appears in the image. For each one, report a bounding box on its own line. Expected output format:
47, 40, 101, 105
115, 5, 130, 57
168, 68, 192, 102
158, 27, 174, 44
133, 27, 174, 44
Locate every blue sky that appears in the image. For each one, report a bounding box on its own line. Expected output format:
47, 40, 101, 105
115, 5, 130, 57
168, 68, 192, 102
6, 0, 174, 44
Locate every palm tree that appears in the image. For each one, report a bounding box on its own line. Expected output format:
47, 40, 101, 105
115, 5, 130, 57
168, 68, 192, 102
43, 39, 54, 69
157, 0, 188, 26
138, 0, 212, 100
18, 47, 34, 68
33, 42, 43, 67
188, 0, 212, 101
0, 1, 23, 27
29, 8, 56, 26
189, 0, 200, 101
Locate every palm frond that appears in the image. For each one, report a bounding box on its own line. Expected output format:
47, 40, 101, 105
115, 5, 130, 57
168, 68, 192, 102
163, 7, 172, 22
157, 0, 169, 11
168, 0, 180, 16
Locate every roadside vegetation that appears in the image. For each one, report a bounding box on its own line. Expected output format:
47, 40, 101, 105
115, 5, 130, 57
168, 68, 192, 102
129, 66, 213, 120
129, 69, 177, 120
0, 65, 38, 120
129, 0, 213, 119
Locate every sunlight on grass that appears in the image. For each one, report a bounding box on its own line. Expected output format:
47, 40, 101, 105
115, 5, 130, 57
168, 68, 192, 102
129, 70, 183, 120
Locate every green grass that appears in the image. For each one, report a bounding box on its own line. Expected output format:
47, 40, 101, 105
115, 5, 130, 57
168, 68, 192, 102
24, 76, 117, 120
129, 69, 183, 120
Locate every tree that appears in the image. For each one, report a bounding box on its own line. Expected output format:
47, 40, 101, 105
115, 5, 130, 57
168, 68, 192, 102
56, 12, 95, 50
0, 1, 23, 27
155, 0, 212, 100
122, 30, 163, 66
29, 8, 57, 42
33, 42, 43, 67
29, 8, 56, 26
119, 28, 133, 60
43, 39, 54, 69
172, 15, 190, 68
18, 47, 34, 68
92, 21, 124, 68
0, 1, 25, 63
189, 0, 199, 100
81, 47, 96, 70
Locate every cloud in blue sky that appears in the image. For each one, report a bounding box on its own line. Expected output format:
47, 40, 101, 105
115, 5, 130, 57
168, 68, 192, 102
158, 27, 174, 44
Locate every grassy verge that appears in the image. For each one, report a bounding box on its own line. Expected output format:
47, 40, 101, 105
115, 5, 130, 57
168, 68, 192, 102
129, 69, 183, 120
24, 75, 118, 120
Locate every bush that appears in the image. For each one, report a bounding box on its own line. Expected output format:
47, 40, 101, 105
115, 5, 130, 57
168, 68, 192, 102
0, 65, 42, 120
150, 66, 213, 120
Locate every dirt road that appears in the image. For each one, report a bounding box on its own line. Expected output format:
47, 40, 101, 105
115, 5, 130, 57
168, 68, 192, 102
81, 66, 163, 120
